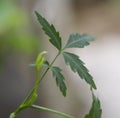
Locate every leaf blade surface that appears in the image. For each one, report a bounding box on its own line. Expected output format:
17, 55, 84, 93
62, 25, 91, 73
85, 93, 102, 118
65, 33, 95, 49
62, 52, 96, 89
52, 66, 67, 96
35, 11, 61, 50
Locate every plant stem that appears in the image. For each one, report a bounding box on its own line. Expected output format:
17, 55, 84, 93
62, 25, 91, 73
9, 51, 62, 118
38, 50, 61, 84
31, 104, 74, 118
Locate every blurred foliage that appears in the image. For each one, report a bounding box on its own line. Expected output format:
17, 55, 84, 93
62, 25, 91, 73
0, 0, 39, 67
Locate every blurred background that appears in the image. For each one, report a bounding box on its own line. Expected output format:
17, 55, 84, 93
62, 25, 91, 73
1, 0, 120, 118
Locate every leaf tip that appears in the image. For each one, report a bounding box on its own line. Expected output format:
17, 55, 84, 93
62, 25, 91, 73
34, 11, 39, 16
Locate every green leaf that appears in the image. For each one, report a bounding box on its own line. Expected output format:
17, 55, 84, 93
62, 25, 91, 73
35, 11, 62, 50
62, 52, 96, 89
65, 33, 95, 49
36, 51, 47, 71
85, 93, 102, 118
52, 66, 67, 96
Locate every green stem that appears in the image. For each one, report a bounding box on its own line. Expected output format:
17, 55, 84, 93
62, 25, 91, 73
38, 50, 61, 84
31, 104, 74, 118
9, 51, 62, 118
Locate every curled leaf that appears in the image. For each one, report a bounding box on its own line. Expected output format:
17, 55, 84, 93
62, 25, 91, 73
36, 51, 47, 71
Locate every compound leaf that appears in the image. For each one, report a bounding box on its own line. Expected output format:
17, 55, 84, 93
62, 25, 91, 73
65, 33, 95, 49
35, 11, 61, 50
52, 66, 67, 96
85, 93, 102, 118
62, 52, 96, 89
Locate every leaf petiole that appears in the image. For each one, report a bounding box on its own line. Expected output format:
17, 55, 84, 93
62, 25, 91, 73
31, 104, 74, 118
